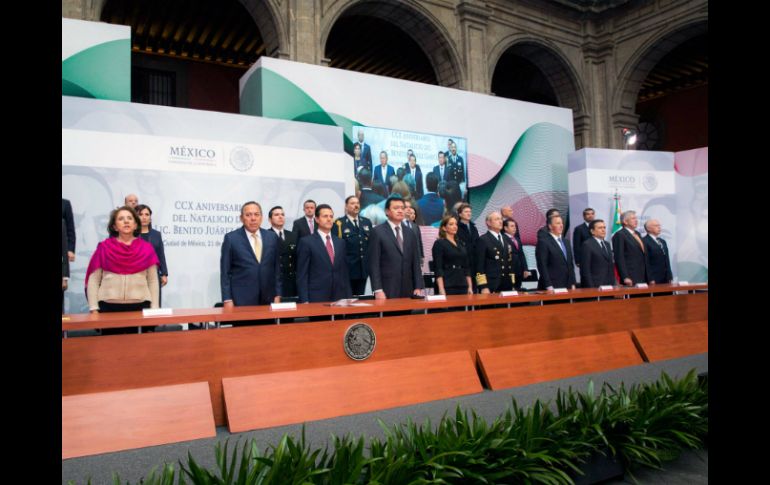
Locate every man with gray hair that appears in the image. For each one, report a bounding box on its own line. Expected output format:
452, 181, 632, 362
474, 211, 514, 293
611, 210, 649, 286
643, 219, 673, 284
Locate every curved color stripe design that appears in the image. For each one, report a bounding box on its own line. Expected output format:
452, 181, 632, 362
62, 39, 131, 101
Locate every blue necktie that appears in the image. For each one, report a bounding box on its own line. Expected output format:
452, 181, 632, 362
558, 238, 567, 259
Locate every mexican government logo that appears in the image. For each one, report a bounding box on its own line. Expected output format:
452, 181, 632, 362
229, 146, 254, 172
343, 323, 376, 361
642, 173, 658, 192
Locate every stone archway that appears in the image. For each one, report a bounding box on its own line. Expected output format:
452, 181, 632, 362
490, 36, 587, 147
238, 0, 288, 58
321, 0, 464, 88
612, 18, 708, 148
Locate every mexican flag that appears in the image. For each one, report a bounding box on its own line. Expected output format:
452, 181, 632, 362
610, 192, 623, 236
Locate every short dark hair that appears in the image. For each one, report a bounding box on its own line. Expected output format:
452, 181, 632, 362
315, 203, 333, 218
358, 169, 372, 187
385, 196, 404, 210
353, 142, 361, 150
303, 199, 316, 207
547, 214, 563, 227
107, 206, 141, 237
583, 207, 595, 216
344, 195, 358, 205
457, 203, 472, 216
135, 204, 152, 215
268, 206, 283, 219
425, 172, 439, 192
241, 201, 262, 215
588, 219, 605, 232
545, 208, 560, 219
503, 217, 520, 234
438, 151, 445, 158
379, 150, 388, 159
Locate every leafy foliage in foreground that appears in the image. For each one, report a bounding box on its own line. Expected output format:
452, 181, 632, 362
69, 370, 708, 485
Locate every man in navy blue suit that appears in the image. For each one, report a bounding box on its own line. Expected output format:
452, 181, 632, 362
535, 214, 577, 291
643, 219, 673, 284
431, 151, 451, 183
373, 151, 396, 194
356, 130, 372, 168
417, 172, 444, 225
297, 204, 352, 303
220, 201, 282, 310
403, 153, 424, 199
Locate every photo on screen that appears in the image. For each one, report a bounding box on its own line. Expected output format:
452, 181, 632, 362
351, 126, 468, 226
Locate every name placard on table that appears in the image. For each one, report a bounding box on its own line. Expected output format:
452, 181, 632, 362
142, 308, 173, 317
270, 302, 297, 311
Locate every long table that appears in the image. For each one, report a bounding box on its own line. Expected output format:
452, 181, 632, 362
61, 283, 707, 335
63, 289, 708, 426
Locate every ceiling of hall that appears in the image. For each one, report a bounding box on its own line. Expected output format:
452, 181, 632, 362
101, 0, 264, 67
101, 0, 706, 104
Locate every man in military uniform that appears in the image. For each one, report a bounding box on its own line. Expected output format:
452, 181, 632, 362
335, 195, 373, 295
474, 211, 515, 293
447, 142, 466, 185
268, 206, 298, 298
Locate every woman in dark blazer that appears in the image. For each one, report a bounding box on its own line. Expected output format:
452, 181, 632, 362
431, 215, 473, 295
136, 204, 169, 306
503, 218, 530, 290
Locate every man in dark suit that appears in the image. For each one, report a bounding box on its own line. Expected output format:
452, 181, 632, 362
536, 208, 561, 241
357, 169, 385, 208
643, 219, 673, 284
297, 204, 352, 303
356, 130, 372, 168
373, 151, 396, 194
475, 211, 515, 293
62, 198, 76, 263
580, 219, 615, 288
611, 210, 649, 286
535, 214, 577, 291
447, 142, 465, 184
403, 154, 424, 199
291, 199, 317, 239
220, 201, 282, 310
268, 206, 298, 298
431, 151, 451, 183
62, 219, 69, 312
572, 207, 595, 269
369, 197, 424, 299
335, 195, 373, 296
417, 172, 444, 226
403, 199, 424, 265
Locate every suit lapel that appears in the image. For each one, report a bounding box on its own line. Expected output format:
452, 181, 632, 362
384, 224, 403, 255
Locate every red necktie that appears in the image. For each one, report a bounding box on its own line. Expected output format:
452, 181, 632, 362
325, 235, 334, 263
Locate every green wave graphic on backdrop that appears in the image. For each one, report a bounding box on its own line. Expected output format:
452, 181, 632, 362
240, 67, 363, 152
469, 122, 574, 213
62, 39, 131, 101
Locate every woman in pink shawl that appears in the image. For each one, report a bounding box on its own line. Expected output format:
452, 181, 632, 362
85, 206, 159, 332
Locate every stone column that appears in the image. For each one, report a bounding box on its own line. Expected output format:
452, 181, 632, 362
582, 36, 614, 149
289, 0, 322, 64
455, 0, 493, 93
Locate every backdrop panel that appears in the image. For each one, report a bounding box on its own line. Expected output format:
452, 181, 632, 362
62, 97, 350, 313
